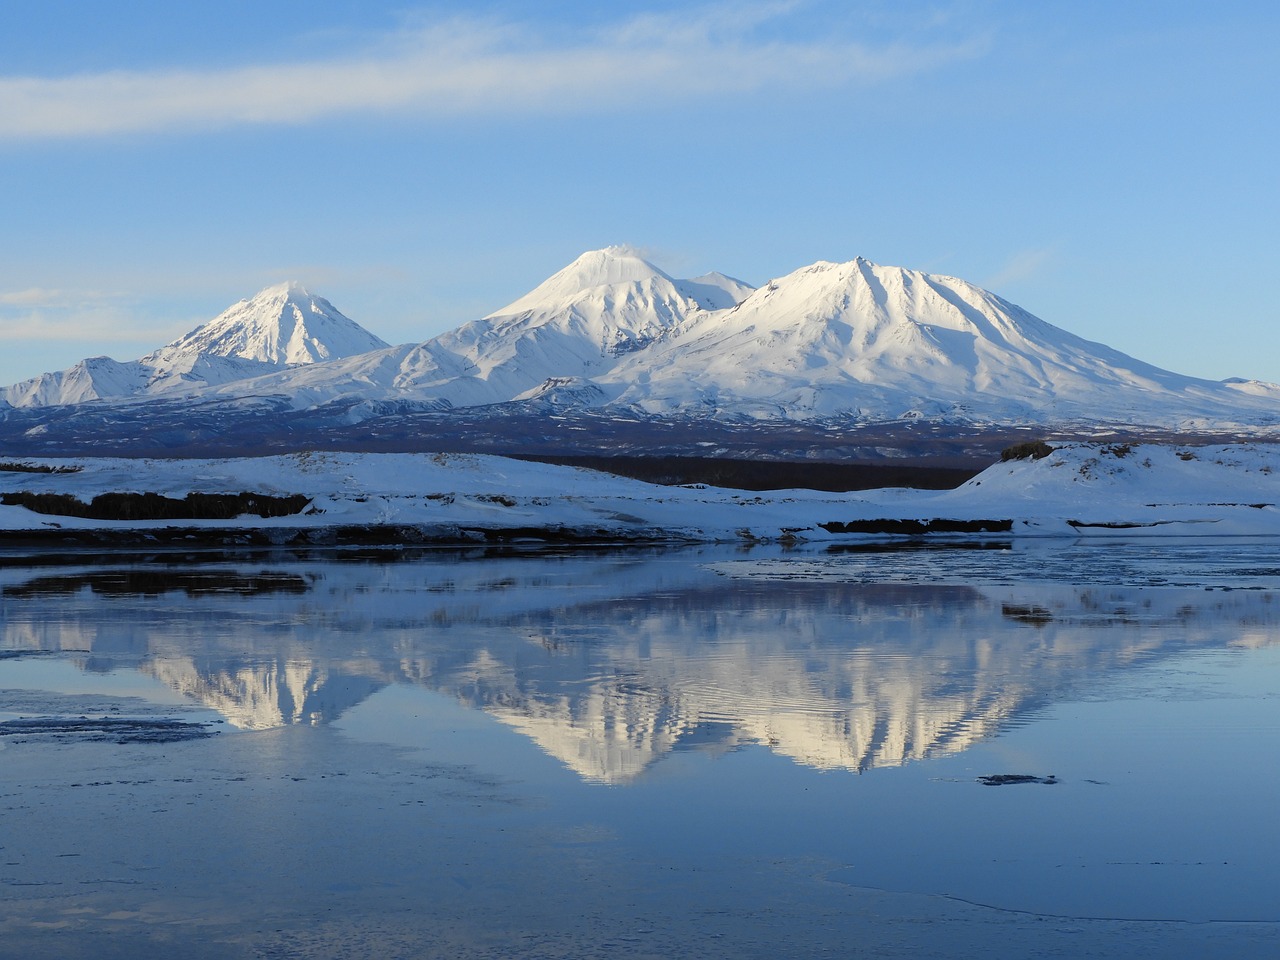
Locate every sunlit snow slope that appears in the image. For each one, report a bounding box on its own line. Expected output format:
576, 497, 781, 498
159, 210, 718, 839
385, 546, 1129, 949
601, 257, 1272, 427
0, 282, 389, 407
3, 249, 1278, 435
198, 246, 755, 411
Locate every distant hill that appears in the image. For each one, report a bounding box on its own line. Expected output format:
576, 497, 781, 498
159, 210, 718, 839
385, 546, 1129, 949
1, 281, 388, 408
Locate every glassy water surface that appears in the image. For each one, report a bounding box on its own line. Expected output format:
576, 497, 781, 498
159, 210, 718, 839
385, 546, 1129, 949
2, 540, 1279, 958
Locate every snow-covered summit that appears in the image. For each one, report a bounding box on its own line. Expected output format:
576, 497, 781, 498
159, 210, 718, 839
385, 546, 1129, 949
0, 282, 389, 409
487, 246, 674, 316
154, 281, 388, 367
177, 249, 759, 413
601, 256, 1279, 426
365, 247, 758, 406
485, 246, 752, 320
4, 249, 1280, 440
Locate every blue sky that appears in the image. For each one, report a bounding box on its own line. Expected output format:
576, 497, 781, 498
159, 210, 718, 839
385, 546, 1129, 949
1, 0, 1277, 388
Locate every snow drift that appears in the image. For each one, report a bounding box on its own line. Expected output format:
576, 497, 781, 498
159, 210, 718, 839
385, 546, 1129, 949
2, 443, 1277, 543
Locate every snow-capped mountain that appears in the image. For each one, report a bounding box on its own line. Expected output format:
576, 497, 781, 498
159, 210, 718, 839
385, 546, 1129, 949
3, 249, 1279, 454
600, 257, 1271, 426
417, 246, 751, 400
157, 281, 388, 366
0, 281, 389, 408
216, 249, 1277, 431
197, 246, 755, 411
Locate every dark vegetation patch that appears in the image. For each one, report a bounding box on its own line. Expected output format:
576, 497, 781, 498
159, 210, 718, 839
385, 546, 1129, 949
978, 774, 1059, 786
1066, 519, 1200, 529
819, 518, 1013, 535
1, 490, 311, 520
513, 454, 981, 491
1000, 441, 1055, 462
0, 461, 82, 474
474, 494, 517, 507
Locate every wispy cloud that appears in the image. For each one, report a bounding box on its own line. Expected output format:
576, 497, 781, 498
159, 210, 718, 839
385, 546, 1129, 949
0, 287, 67, 307
983, 248, 1054, 291
0, 310, 133, 346
0, 7, 987, 139
0, 288, 158, 346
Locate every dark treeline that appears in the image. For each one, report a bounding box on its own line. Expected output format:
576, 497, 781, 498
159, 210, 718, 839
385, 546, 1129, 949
511, 455, 981, 492
0, 490, 312, 521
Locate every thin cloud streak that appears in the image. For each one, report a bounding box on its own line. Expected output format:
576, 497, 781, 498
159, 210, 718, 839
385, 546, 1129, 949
0, 288, 67, 307
0, 288, 169, 347
0, 12, 987, 139
0, 307, 154, 344
983, 248, 1054, 292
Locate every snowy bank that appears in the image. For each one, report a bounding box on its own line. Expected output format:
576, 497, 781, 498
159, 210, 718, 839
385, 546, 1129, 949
1, 443, 1278, 545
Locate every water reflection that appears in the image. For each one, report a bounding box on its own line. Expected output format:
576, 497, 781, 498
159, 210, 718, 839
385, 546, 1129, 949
3, 544, 1278, 782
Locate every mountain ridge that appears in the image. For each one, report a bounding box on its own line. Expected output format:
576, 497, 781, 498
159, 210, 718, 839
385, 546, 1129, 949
3, 248, 1279, 455
0, 281, 389, 408
159, 281, 389, 367
200, 246, 755, 413
597, 256, 1249, 425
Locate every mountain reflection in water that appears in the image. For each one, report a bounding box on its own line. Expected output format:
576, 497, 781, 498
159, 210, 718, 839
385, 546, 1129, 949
2, 543, 1277, 783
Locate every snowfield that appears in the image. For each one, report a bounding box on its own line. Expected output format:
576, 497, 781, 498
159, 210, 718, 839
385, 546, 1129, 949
2, 442, 1278, 543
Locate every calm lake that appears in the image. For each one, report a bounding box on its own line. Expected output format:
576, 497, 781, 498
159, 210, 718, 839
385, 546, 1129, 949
2, 540, 1279, 959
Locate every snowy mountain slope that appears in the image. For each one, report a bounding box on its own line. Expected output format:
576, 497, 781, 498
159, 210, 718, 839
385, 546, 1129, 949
1, 282, 389, 409
2, 355, 152, 408
154, 281, 389, 367
1223, 377, 1280, 400
678, 271, 756, 311
199, 340, 477, 412
600, 258, 1278, 426
202, 246, 756, 410
199, 251, 1279, 432
418, 247, 747, 397
3, 250, 1278, 440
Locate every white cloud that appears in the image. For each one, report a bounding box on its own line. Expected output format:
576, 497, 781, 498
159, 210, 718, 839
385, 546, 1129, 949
0, 287, 66, 307
0, 288, 168, 347
0, 307, 136, 344
983, 248, 1054, 291
0, 9, 987, 139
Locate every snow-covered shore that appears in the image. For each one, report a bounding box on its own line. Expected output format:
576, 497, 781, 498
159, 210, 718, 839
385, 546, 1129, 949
1, 442, 1278, 544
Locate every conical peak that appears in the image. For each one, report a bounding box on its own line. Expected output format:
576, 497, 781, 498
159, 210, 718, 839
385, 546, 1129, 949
488, 246, 676, 318
248, 280, 316, 304
215, 283, 321, 334
566, 245, 671, 284
158, 282, 388, 368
